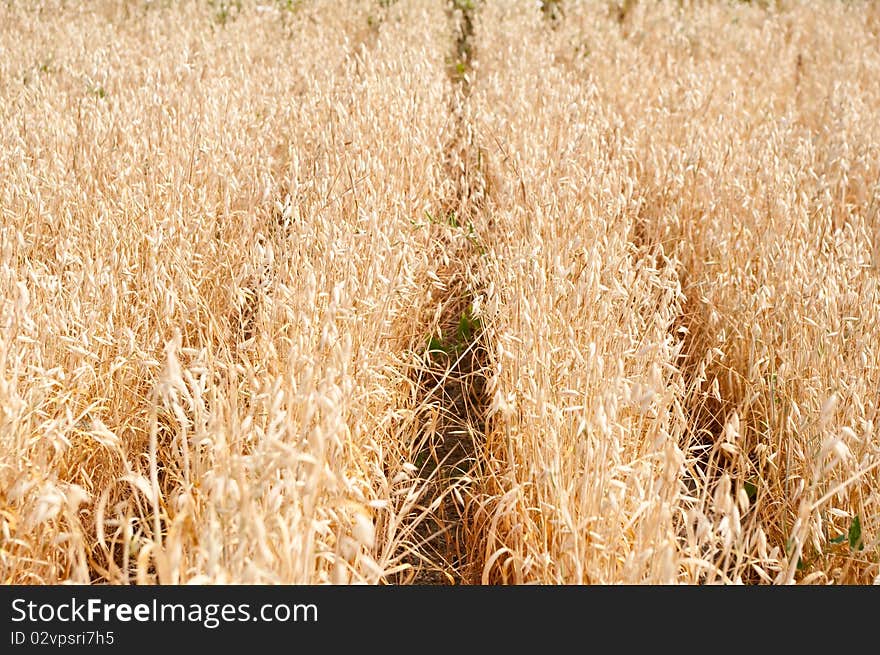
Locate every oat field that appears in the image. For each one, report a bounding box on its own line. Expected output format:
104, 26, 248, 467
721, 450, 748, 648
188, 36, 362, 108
1, 0, 879, 585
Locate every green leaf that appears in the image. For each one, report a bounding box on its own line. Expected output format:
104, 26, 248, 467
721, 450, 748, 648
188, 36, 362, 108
427, 336, 447, 355
457, 315, 472, 342
456, 310, 480, 344
743, 480, 758, 501
829, 533, 847, 545
848, 515, 863, 551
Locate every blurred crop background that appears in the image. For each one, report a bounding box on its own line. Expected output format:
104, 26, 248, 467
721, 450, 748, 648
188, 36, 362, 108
1, 0, 878, 584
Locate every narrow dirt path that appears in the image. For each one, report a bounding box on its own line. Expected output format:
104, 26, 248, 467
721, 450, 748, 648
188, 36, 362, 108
404, 0, 489, 585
